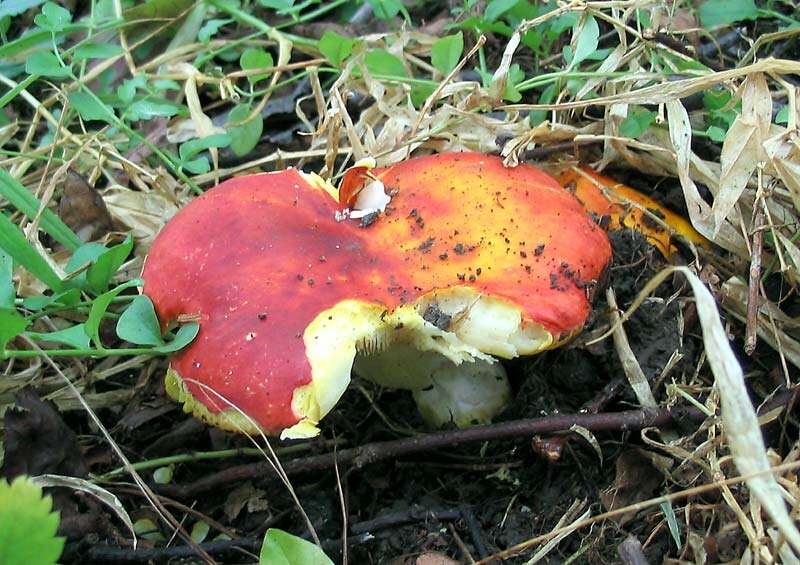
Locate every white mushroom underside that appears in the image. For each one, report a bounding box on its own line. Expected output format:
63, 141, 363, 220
283, 287, 553, 439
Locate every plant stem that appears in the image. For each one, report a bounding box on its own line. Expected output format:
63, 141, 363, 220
96, 438, 343, 481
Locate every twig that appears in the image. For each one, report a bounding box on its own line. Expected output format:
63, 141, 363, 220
745, 202, 765, 355
155, 387, 800, 500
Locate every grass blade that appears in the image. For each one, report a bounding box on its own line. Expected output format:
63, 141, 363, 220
0, 213, 63, 290
0, 170, 82, 251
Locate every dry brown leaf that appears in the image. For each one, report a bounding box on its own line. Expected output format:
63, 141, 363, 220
713, 74, 771, 232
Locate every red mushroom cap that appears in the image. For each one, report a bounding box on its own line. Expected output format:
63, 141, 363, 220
142, 152, 611, 437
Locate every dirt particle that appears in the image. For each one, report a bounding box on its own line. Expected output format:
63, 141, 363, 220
418, 237, 435, 253
534, 244, 545, 255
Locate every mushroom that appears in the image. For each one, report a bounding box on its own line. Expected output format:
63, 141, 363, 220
557, 165, 707, 257
142, 152, 612, 438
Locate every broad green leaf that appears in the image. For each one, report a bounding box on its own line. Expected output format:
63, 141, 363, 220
86, 234, 133, 294
33, 1, 71, 31
65, 242, 107, 289
0, 248, 13, 308
258, 0, 294, 10
0, 476, 64, 565
27, 323, 91, 349
117, 74, 147, 104
190, 520, 210, 543
152, 466, 173, 484
0, 170, 81, 251
364, 48, 406, 77
154, 322, 199, 353
22, 288, 80, 310
259, 528, 334, 565
485, 0, 517, 22
568, 14, 599, 70
698, 0, 758, 27
706, 125, 727, 142
410, 83, 435, 108
73, 43, 123, 60
198, 18, 231, 43
619, 107, 657, 139
0, 0, 46, 19
127, 100, 182, 121
116, 294, 163, 346
85, 279, 141, 347
775, 105, 789, 125
123, 0, 194, 23
318, 30, 355, 67
68, 91, 115, 123
240, 48, 274, 86
367, 0, 405, 20
0, 213, 62, 291
179, 133, 231, 161
227, 104, 263, 157
182, 157, 210, 174
431, 32, 463, 75
0, 309, 29, 352
25, 51, 70, 78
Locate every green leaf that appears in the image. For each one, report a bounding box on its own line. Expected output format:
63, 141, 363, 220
227, 104, 263, 157
0, 248, 14, 308
410, 83, 436, 108
318, 30, 355, 67
191, 520, 210, 543
367, 0, 405, 20
27, 323, 91, 349
179, 133, 231, 161
198, 18, 231, 43
25, 51, 70, 78
485, 0, 517, 22
116, 294, 164, 346
0, 309, 29, 352
568, 14, 599, 70
152, 465, 173, 484
258, 0, 294, 10
259, 528, 334, 565
775, 105, 789, 125
240, 47, 274, 86
0, 213, 62, 291
660, 501, 682, 548
117, 74, 147, 104
86, 234, 133, 294
706, 125, 727, 142
65, 242, 107, 289
68, 91, 115, 124
431, 32, 463, 75
182, 157, 210, 174
21, 287, 80, 311
0, 170, 81, 251
0, 1, 46, 19
85, 279, 141, 347
154, 321, 199, 353
619, 107, 657, 139
0, 476, 64, 565
33, 1, 72, 31
364, 48, 406, 77
127, 100, 182, 121
73, 43, 124, 60
698, 0, 758, 27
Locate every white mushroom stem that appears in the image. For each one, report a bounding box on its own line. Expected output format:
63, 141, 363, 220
353, 347, 511, 428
